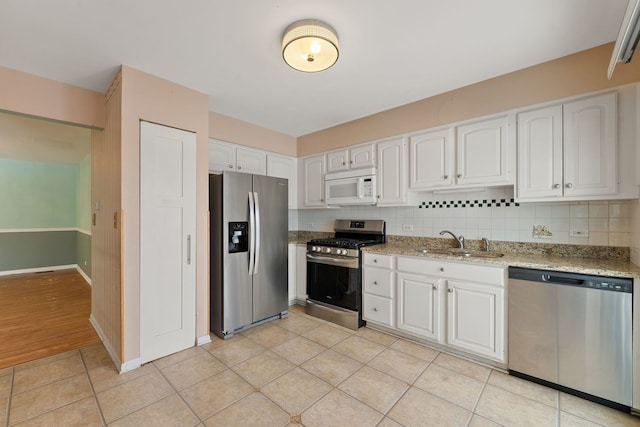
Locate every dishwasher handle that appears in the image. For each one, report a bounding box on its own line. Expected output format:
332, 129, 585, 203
541, 274, 584, 286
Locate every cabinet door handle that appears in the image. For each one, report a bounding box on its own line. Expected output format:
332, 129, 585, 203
553, 184, 560, 189
565, 183, 573, 188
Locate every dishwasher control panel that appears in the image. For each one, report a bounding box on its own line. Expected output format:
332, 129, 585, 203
585, 280, 632, 292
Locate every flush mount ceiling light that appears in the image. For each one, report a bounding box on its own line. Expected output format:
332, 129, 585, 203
282, 19, 339, 72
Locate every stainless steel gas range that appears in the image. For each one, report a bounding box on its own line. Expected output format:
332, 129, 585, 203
305, 219, 386, 330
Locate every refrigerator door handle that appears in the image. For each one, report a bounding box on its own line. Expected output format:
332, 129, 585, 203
248, 191, 256, 275
186, 234, 192, 265
254, 191, 261, 273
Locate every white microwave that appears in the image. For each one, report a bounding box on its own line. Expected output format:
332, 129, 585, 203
325, 167, 377, 206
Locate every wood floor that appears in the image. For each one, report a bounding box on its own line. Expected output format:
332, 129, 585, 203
0, 269, 100, 369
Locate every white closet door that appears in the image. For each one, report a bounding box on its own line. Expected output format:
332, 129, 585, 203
140, 121, 196, 363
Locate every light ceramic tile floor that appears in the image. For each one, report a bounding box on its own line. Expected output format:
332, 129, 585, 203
1, 304, 639, 426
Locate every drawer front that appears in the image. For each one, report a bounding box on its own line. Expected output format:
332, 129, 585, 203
397, 256, 505, 286
363, 267, 394, 298
362, 293, 394, 327
363, 253, 394, 269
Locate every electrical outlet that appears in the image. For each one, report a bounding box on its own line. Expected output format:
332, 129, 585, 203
402, 224, 414, 232
570, 229, 589, 237
307, 223, 315, 229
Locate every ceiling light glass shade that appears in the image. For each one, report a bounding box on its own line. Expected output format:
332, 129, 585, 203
282, 19, 339, 72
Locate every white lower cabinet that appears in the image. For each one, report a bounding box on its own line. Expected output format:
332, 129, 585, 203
397, 272, 443, 341
363, 253, 507, 364
446, 279, 504, 360
295, 244, 307, 304
362, 253, 395, 327
288, 244, 297, 304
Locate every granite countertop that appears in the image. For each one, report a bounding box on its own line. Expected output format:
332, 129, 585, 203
361, 238, 640, 279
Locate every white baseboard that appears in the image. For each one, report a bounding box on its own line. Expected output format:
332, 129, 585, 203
75, 265, 91, 285
89, 315, 141, 373
0, 264, 77, 277
197, 334, 212, 346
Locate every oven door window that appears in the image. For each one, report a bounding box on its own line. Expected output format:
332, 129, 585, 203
307, 260, 360, 311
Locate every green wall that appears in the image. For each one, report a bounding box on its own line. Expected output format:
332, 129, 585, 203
0, 158, 77, 228
0, 157, 91, 276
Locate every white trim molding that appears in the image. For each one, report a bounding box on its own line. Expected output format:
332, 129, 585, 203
197, 334, 212, 346
0, 264, 76, 277
75, 265, 92, 285
0, 228, 92, 236
89, 314, 142, 373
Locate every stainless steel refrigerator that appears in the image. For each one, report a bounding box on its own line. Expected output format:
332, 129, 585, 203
209, 171, 288, 338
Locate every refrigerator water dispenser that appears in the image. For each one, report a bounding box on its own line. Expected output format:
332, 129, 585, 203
228, 222, 248, 253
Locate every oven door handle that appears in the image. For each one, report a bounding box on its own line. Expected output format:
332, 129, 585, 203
306, 254, 358, 268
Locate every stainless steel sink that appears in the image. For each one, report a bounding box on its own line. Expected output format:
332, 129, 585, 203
414, 248, 504, 258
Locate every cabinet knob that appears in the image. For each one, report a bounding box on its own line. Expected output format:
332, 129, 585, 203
457, 174, 462, 178
439, 267, 444, 272
443, 175, 448, 179
377, 195, 380, 198
372, 307, 379, 312
373, 281, 378, 285
350, 160, 353, 164
565, 183, 573, 188
448, 288, 453, 293
342, 161, 346, 165
432, 285, 437, 290
553, 184, 560, 189
228, 165, 233, 169
238, 166, 242, 170
373, 259, 378, 263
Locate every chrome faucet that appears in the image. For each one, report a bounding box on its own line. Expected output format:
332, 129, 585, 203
439, 230, 465, 249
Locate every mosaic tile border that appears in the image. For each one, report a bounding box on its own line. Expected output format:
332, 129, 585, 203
418, 198, 520, 209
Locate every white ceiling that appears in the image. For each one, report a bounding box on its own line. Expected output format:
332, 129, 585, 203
0, 0, 630, 137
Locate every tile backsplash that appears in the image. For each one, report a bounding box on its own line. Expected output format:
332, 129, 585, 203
290, 187, 632, 247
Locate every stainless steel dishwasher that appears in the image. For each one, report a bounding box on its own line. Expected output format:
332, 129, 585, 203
508, 266, 633, 410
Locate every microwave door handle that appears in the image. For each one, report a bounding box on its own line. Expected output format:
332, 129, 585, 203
358, 178, 364, 199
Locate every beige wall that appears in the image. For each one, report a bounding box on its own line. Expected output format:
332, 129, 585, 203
209, 111, 297, 156
0, 65, 105, 129
298, 42, 640, 156
120, 66, 209, 363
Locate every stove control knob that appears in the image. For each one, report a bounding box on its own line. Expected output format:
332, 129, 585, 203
311, 246, 317, 252
341, 249, 348, 255
325, 247, 332, 254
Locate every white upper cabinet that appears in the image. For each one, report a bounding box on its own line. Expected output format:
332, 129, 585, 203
301, 154, 326, 207
409, 128, 454, 189
208, 139, 266, 175
236, 146, 267, 175
516, 105, 563, 199
377, 137, 408, 206
267, 153, 297, 209
326, 143, 376, 173
408, 116, 512, 191
455, 115, 511, 186
208, 140, 236, 173
563, 93, 617, 197
517, 92, 618, 201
